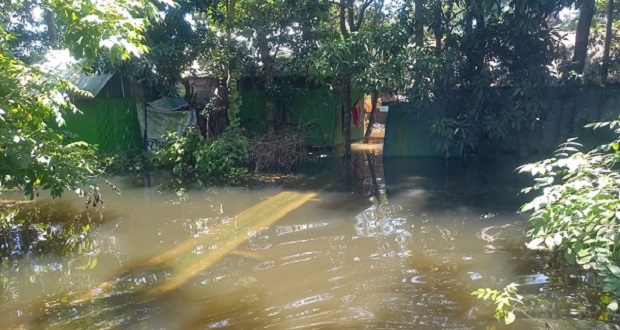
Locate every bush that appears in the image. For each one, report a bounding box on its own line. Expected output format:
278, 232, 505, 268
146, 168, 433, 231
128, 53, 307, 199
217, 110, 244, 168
518, 119, 620, 312
155, 129, 203, 175
195, 130, 250, 183
101, 151, 156, 174
155, 129, 250, 184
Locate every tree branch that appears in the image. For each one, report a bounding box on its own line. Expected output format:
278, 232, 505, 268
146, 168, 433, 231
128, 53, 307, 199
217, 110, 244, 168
347, 0, 355, 34
339, 0, 350, 39
354, 0, 374, 32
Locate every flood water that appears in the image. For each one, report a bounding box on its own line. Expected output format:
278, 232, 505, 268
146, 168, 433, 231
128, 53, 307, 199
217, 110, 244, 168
1, 148, 617, 329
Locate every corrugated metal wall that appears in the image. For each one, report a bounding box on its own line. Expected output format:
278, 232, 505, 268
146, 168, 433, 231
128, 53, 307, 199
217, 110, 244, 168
65, 98, 143, 154
240, 88, 364, 148
383, 102, 448, 158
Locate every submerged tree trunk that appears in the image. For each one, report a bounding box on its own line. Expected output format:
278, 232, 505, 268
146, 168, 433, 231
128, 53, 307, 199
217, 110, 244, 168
573, 0, 595, 75
342, 78, 352, 157
602, 0, 614, 84
363, 91, 379, 143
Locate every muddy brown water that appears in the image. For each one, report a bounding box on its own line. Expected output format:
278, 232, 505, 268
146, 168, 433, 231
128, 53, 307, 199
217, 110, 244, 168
1, 155, 617, 329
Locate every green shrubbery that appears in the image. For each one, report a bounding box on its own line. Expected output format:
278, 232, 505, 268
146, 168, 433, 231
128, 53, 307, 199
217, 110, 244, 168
518, 120, 620, 311
155, 129, 250, 184
475, 119, 620, 324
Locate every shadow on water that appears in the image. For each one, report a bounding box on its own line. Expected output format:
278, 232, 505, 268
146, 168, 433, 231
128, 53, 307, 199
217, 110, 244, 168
1, 145, 619, 329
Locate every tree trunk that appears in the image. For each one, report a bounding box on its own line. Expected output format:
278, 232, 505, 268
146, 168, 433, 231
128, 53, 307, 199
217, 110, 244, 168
558, 0, 595, 143
432, 5, 443, 52
224, 0, 236, 130
363, 90, 379, 143
206, 78, 230, 140
602, 0, 614, 84
573, 0, 595, 75
257, 29, 277, 133
337, 0, 373, 156
129, 78, 148, 149
342, 78, 352, 157
414, 0, 424, 47
179, 75, 207, 138
432, 4, 443, 89
44, 10, 58, 49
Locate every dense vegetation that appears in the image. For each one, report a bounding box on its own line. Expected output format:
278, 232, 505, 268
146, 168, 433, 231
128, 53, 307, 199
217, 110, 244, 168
2, 0, 620, 326
3, 0, 620, 194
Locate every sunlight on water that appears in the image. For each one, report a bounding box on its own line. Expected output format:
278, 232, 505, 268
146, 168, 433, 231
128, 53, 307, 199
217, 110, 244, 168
0, 156, 614, 329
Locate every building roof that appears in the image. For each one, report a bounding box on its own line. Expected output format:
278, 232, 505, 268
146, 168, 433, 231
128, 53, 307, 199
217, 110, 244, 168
36, 49, 113, 98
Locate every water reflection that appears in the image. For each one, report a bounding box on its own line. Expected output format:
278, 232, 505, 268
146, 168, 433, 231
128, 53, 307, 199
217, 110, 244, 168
1, 150, 618, 328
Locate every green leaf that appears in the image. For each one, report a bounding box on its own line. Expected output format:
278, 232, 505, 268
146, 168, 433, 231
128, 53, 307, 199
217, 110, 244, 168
505, 311, 516, 324
89, 257, 98, 269
545, 236, 555, 249
608, 265, 620, 276
526, 237, 544, 249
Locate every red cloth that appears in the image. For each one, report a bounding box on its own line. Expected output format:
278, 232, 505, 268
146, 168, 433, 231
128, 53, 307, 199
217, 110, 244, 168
351, 100, 362, 126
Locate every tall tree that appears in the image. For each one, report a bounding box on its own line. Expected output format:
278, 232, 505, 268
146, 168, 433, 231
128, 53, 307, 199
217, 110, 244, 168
337, 0, 374, 157
573, 0, 596, 75
601, 0, 615, 83
218, 0, 332, 133
140, 0, 215, 137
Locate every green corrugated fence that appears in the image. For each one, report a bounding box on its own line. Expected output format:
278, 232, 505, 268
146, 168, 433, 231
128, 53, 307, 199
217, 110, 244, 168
65, 98, 143, 154
240, 87, 364, 148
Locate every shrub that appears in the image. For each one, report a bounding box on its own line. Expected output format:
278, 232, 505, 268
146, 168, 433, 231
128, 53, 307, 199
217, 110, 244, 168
518, 119, 620, 312
195, 129, 250, 184
155, 129, 203, 175
154, 129, 250, 184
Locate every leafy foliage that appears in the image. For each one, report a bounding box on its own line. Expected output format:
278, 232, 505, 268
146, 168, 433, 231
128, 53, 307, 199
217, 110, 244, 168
519, 119, 620, 311
0, 0, 165, 198
155, 129, 250, 184
472, 283, 523, 325
430, 116, 474, 158
0, 56, 100, 198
